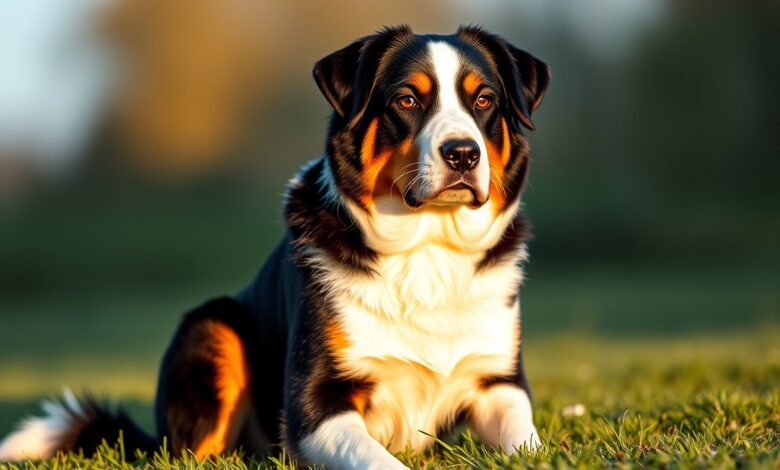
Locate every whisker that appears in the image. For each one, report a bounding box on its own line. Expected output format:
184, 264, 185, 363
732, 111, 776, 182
490, 173, 508, 200
403, 175, 423, 202
390, 166, 420, 196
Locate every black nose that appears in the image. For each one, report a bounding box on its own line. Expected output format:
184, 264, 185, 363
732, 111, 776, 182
440, 139, 480, 172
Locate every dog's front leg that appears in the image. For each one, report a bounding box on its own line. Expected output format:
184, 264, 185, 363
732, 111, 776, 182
298, 412, 409, 470
470, 384, 541, 454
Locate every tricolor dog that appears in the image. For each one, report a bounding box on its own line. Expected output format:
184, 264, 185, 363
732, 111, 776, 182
0, 25, 550, 469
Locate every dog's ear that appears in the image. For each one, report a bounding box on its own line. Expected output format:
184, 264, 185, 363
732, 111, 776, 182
312, 39, 364, 118
505, 44, 550, 130
458, 26, 550, 130
313, 26, 413, 128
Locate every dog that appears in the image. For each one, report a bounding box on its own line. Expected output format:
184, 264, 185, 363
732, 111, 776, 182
0, 25, 549, 469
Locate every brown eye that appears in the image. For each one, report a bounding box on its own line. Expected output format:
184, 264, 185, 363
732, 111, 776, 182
396, 95, 419, 110
475, 95, 494, 109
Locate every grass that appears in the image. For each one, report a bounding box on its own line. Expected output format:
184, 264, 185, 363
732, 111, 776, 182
1, 329, 778, 469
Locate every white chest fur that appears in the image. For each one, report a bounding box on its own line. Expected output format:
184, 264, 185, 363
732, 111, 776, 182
315, 240, 525, 452
301, 186, 528, 451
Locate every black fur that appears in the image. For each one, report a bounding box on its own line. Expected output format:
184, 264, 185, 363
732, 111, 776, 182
477, 213, 532, 271
280, 278, 375, 455
39, 394, 156, 457
479, 346, 534, 401
285, 159, 376, 274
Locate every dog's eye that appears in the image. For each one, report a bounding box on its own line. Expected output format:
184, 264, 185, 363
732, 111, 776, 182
475, 95, 494, 110
396, 95, 419, 110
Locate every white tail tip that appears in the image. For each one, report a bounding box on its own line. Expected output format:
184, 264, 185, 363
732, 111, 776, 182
0, 388, 84, 462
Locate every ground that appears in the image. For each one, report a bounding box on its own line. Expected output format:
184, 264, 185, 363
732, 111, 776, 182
0, 329, 777, 469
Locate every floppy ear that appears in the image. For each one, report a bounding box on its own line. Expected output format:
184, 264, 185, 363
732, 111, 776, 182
312, 26, 413, 128
458, 26, 550, 130
505, 44, 550, 130
312, 39, 364, 118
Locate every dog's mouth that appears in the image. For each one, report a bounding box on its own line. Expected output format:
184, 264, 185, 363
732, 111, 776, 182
404, 181, 487, 210
426, 182, 478, 206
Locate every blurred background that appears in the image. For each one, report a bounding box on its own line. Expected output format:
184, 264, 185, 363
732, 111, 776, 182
0, 0, 778, 436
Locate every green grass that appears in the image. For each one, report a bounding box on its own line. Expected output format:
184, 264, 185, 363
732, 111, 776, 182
1, 329, 778, 469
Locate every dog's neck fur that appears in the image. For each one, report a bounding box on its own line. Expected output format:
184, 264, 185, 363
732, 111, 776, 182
311, 158, 526, 318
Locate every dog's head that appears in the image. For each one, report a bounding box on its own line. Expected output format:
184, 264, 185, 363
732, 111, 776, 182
314, 25, 549, 216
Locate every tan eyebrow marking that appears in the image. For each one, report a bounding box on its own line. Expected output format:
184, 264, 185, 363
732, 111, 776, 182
463, 71, 482, 96
410, 72, 432, 95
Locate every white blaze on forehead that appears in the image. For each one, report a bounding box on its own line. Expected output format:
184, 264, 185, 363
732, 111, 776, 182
428, 41, 465, 112
415, 41, 490, 200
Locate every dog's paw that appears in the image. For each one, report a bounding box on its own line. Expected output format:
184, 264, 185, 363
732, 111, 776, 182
501, 421, 542, 454
364, 455, 411, 470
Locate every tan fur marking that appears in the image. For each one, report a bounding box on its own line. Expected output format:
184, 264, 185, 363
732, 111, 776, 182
360, 118, 379, 166
499, 118, 511, 166
326, 321, 352, 359
361, 151, 393, 207
193, 323, 250, 459
351, 387, 372, 416
410, 72, 432, 95
360, 118, 394, 206
371, 138, 416, 199
462, 72, 482, 96
360, 123, 418, 207
486, 118, 511, 209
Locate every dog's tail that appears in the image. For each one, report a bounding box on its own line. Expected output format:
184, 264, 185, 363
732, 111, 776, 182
0, 389, 156, 462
